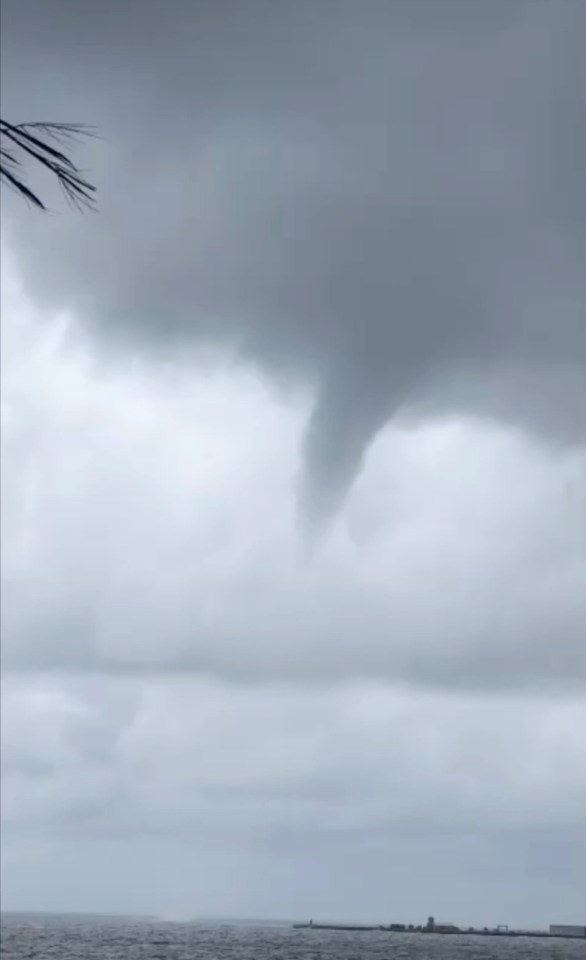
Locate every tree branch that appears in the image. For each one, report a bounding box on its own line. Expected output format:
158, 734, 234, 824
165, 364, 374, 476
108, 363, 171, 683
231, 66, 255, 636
0, 119, 97, 211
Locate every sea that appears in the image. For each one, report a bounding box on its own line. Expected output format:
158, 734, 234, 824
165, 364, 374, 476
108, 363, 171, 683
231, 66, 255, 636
1, 915, 585, 960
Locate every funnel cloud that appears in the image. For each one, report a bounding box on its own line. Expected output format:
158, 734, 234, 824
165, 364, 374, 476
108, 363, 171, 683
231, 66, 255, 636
1, 0, 585, 526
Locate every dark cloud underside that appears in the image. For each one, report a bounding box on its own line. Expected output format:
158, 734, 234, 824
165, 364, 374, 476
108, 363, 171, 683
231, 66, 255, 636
2, 0, 585, 523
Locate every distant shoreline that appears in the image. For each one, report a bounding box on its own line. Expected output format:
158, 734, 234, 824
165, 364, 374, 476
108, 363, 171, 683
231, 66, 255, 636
292, 921, 586, 940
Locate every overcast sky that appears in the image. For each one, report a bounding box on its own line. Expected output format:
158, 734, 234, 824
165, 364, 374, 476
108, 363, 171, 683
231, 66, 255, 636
1, 0, 585, 928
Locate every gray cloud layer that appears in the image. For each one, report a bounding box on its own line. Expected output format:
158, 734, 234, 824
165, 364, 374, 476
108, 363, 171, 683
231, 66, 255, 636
2, 0, 585, 523
2, 673, 585, 923
1, 0, 585, 925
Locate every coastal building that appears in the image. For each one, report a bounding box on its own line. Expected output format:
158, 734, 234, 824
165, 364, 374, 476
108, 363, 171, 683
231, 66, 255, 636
424, 917, 460, 934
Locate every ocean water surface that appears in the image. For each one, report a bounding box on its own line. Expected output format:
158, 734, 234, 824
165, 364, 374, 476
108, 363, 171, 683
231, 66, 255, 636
1, 915, 585, 960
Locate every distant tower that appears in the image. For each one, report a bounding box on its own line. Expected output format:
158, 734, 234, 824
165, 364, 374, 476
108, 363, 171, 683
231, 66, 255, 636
426, 917, 435, 931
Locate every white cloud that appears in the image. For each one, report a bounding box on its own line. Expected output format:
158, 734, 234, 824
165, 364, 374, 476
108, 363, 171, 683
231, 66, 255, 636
3, 673, 584, 836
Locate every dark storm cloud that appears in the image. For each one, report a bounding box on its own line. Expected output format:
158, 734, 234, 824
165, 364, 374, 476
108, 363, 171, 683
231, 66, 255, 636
2, 0, 585, 523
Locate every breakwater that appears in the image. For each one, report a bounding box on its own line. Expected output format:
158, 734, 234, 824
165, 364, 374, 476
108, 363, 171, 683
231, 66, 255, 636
292, 921, 586, 940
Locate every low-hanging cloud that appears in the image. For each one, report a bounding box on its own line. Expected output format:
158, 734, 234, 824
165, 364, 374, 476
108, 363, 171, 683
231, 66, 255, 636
2, 0, 585, 524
